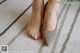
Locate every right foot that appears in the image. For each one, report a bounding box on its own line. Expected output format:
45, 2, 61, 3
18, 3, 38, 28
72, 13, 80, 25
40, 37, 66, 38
26, 0, 44, 40
26, 15, 41, 40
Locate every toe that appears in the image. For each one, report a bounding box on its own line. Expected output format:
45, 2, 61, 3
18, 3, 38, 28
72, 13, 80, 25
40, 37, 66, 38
27, 31, 41, 40
33, 35, 41, 40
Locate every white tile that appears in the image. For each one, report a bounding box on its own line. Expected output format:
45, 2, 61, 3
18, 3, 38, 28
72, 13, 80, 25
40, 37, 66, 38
0, 0, 32, 45
0, 0, 3, 2
55, 4, 80, 53
64, 7, 80, 53
0, 0, 32, 33
0, 0, 80, 53
8, 30, 42, 53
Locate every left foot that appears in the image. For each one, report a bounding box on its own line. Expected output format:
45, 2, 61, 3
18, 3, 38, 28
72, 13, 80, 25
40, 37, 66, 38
43, 0, 59, 31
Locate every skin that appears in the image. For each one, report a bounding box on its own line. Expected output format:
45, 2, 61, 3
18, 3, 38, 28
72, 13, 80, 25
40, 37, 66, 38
26, 0, 44, 40
26, 0, 59, 40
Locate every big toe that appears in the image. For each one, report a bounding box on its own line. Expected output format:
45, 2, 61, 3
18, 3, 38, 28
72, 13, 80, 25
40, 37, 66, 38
27, 31, 42, 40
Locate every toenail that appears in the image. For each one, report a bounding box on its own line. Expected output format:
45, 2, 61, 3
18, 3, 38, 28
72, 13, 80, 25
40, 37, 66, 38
34, 36, 38, 40
36, 36, 41, 40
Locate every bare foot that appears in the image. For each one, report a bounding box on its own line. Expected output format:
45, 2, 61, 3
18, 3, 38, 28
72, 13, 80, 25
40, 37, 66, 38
27, 14, 42, 40
43, 0, 59, 31
26, 0, 44, 40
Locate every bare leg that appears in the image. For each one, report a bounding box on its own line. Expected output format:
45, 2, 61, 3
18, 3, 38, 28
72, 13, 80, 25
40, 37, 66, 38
43, 0, 59, 31
26, 0, 44, 40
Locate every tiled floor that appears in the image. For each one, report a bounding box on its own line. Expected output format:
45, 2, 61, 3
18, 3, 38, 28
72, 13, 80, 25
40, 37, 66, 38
0, 0, 80, 53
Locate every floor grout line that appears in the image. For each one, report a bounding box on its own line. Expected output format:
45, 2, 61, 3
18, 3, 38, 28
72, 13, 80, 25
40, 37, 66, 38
51, 4, 71, 53
7, 23, 28, 46
0, 3, 32, 37
6, 3, 32, 45
57, 4, 67, 21
60, 6, 80, 53
0, 0, 6, 5
51, 0, 74, 53
1, 0, 79, 53
38, 44, 45, 53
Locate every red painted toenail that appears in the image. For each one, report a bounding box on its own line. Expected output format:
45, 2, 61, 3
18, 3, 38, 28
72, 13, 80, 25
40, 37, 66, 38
30, 36, 41, 40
